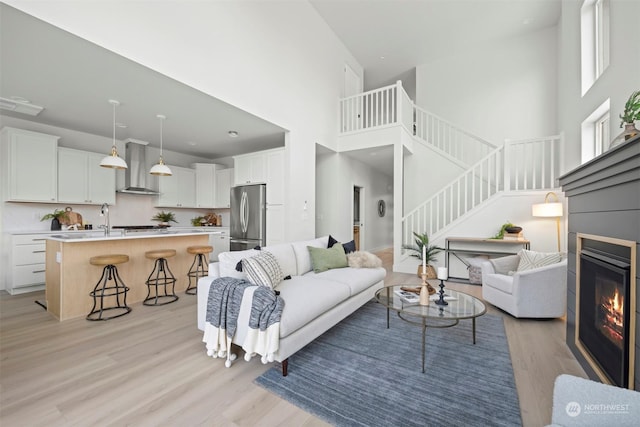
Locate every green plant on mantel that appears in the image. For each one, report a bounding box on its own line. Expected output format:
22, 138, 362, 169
40, 209, 68, 222
619, 90, 640, 126
151, 211, 177, 224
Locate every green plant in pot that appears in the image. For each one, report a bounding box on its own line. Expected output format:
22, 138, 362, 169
151, 211, 177, 227
190, 216, 206, 227
402, 231, 443, 278
611, 89, 640, 148
490, 221, 522, 239
41, 209, 68, 231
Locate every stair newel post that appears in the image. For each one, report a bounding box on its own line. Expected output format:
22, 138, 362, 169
503, 139, 511, 192
396, 80, 403, 128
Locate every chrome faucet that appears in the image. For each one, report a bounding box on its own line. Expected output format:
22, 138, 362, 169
99, 203, 110, 236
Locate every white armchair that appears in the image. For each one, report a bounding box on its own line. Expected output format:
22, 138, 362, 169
481, 254, 567, 318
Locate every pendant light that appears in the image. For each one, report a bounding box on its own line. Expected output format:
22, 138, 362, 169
100, 100, 128, 169
150, 114, 172, 176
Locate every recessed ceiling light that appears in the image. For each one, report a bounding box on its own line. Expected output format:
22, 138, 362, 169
380, 56, 385, 60
523, 18, 531, 25
188, 141, 197, 146
228, 131, 239, 138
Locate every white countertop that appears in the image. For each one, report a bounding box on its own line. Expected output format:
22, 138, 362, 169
10, 226, 228, 236
44, 228, 224, 243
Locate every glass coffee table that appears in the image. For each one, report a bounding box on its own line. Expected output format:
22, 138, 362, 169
375, 284, 487, 373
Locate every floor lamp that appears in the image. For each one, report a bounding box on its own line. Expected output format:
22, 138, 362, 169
532, 192, 563, 252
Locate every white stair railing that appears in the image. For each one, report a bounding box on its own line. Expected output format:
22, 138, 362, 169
339, 85, 495, 167
414, 106, 496, 167
401, 135, 563, 248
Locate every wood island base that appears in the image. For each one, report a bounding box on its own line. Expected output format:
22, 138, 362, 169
45, 234, 209, 321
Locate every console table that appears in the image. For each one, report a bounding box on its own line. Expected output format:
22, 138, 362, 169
445, 237, 530, 281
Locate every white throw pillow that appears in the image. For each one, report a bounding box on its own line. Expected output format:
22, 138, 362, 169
347, 251, 382, 268
218, 248, 259, 279
516, 249, 562, 272
242, 251, 284, 289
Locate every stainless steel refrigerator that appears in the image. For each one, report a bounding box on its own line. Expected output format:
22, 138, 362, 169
230, 184, 266, 251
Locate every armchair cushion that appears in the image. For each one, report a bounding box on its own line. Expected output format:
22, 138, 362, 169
490, 254, 520, 275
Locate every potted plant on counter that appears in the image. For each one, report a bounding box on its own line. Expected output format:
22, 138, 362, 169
190, 216, 206, 226
402, 231, 442, 278
151, 211, 177, 227
41, 208, 68, 231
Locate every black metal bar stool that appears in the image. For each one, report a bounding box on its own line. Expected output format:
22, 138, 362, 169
144, 249, 178, 306
185, 245, 213, 295
87, 254, 131, 321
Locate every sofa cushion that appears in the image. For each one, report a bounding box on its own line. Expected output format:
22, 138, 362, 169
242, 251, 284, 289
306, 266, 386, 296
517, 249, 562, 272
292, 236, 329, 275
308, 244, 348, 273
262, 243, 297, 277
218, 248, 260, 279
276, 275, 351, 338
484, 274, 514, 294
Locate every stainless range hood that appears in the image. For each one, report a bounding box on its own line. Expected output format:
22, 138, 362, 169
117, 139, 161, 195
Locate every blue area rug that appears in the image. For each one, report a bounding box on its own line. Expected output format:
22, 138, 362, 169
255, 301, 521, 426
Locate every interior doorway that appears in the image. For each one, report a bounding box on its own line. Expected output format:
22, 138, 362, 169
353, 185, 364, 251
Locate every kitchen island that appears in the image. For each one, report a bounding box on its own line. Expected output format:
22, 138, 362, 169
45, 229, 220, 321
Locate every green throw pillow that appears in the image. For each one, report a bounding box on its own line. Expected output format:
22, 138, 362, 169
308, 244, 348, 273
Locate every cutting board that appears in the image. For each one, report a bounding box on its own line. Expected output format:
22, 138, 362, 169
61, 207, 83, 226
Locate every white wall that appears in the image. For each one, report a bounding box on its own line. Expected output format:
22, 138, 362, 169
416, 26, 558, 146
558, 0, 640, 172
5, 0, 364, 244
316, 150, 393, 252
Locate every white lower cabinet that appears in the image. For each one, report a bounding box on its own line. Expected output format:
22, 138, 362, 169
9, 234, 48, 294
209, 229, 230, 261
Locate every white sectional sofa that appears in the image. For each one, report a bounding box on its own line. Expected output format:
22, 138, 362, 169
197, 236, 386, 375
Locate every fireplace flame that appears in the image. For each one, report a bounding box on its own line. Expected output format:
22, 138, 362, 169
600, 288, 624, 347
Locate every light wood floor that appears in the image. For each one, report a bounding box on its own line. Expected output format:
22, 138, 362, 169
1, 248, 586, 426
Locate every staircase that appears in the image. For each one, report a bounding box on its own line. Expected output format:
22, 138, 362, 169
338, 81, 564, 266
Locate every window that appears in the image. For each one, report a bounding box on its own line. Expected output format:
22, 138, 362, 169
581, 0, 610, 95
581, 99, 610, 162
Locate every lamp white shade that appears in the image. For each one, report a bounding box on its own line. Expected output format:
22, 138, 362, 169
532, 202, 563, 217
149, 158, 172, 176
100, 146, 127, 169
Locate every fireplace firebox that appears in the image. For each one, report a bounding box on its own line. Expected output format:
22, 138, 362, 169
576, 234, 636, 389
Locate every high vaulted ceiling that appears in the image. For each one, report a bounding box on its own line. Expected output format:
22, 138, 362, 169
1, 1, 561, 172
311, 0, 561, 90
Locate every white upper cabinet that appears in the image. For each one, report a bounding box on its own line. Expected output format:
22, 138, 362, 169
57, 148, 115, 205
194, 163, 217, 208
234, 151, 267, 185
156, 165, 196, 208
2, 127, 59, 202
215, 168, 232, 208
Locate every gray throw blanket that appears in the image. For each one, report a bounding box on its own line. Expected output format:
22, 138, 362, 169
204, 277, 284, 365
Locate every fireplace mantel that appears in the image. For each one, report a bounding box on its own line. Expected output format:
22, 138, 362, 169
559, 135, 640, 391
